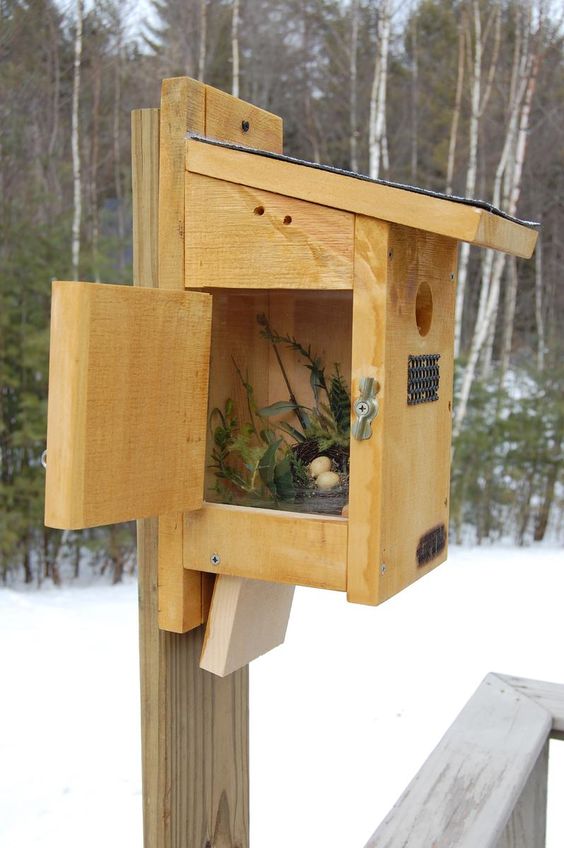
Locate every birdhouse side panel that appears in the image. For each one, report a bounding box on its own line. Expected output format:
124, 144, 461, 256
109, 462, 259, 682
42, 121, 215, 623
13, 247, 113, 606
379, 225, 457, 602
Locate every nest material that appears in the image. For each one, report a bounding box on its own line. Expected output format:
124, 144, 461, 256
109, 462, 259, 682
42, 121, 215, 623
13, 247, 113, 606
290, 438, 349, 515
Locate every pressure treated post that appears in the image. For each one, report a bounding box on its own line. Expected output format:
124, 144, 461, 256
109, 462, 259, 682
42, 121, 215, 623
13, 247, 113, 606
132, 107, 249, 848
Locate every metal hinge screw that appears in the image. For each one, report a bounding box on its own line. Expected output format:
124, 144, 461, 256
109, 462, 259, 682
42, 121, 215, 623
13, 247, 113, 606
210, 553, 221, 566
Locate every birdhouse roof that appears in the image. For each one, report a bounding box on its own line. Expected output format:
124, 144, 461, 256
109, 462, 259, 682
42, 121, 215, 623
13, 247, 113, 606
185, 134, 538, 259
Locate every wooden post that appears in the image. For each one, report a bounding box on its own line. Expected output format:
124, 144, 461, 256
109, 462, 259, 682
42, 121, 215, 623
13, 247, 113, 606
132, 107, 249, 848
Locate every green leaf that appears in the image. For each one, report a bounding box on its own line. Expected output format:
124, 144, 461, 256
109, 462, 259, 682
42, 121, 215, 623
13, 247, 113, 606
258, 439, 282, 494
273, 456, 296, 500
257, 401, 307, 417
277, 421, 307, 443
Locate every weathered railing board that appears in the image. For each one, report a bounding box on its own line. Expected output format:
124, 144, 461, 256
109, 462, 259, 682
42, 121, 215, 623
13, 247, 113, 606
495, 741, 548, 848
365, 673, 554, 848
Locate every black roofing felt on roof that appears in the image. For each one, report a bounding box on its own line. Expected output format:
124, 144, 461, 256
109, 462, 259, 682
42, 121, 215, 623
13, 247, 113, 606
187, 133, 539, 230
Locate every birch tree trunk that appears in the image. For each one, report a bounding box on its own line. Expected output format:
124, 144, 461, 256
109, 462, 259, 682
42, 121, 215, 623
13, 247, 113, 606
535, 237, 545, 372
198, 0, 207, 82
232, 0, 240, 99
454, 2, 500, 357
369, 0, 390, 180
90, 58, 101, 282
71, 0, 83, 280
446, 21, 465, 195
350, 0, 359, 172
454, 17, 539, 438
113, 26, 125, 274
410, 12, 418, 183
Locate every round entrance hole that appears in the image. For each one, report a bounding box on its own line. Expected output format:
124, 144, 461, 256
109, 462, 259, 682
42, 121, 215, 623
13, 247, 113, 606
415, 280, 433, 336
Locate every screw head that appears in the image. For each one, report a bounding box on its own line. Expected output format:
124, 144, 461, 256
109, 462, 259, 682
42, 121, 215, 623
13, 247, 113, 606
241, 120, 250, 133
355, 399, 370, 417
450, 272, 455, 281
380, 563, 387, 575
210, 553, 221, 566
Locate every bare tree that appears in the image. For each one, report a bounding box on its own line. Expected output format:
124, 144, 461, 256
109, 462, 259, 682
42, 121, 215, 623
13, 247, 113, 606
453, 1, 501, 357
445, 20, 465, 195
350, 0, 359, 172
534, 237, 545, 371
453, 8, 540, 438
71, 0, 83, 280
232, 0, 240, 98
198, 0, 207, 82
369, 0, 391, 180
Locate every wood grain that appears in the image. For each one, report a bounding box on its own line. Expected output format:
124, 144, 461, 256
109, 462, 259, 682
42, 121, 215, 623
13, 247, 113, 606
192, 83, 299, 676
495, 742, 548, 848
155, 80, 209, 634
498, 674, 564, 736
365, 673, 552, 848
185, 174, 353, 289
200, 577, 295, 677
133, 107, 249, 848
347, 217, 390, 604
347, 220, 457, 606
44, 281, 211, 529
185, 138, 538, 259
185, 503, 347, 590
159, 77, 205, 291
204, 85, 283, 154
378, 226, 457, 604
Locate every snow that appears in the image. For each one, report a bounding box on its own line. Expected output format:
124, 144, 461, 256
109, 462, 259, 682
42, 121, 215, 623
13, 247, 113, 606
1, 545, 562, 848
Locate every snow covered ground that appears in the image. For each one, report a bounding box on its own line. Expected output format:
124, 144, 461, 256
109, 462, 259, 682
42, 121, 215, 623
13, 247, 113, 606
1, 545, 562, 848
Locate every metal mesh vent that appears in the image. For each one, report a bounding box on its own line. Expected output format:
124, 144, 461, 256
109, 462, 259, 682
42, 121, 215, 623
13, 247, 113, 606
417, 524, 446, 567
407, 354, 440, 405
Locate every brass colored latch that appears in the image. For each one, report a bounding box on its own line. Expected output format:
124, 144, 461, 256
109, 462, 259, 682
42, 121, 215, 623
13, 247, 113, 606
352, 377, 379, 441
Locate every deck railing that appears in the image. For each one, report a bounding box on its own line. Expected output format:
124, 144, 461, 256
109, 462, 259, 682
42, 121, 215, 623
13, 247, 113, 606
365, 674, 564, 848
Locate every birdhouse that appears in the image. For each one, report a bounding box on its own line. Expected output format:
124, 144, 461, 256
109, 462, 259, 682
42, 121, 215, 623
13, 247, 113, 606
44, 78, 537, 674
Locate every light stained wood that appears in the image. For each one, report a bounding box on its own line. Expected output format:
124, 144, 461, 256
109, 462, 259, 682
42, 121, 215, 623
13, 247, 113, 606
133, 107, 249, 848
132, 109, 159, 290
185, 503, 347, 591
190, 82, 299, 676
158, 77, 286, 635
185, 288, 351, 594
379, 226, 457, 604
204, 85, 283, 154
185, 138, 538, 259
347, 217, 390, 604
138, 519, 250, 848
157, 512, 201, 633
157, 79, 208, 634
185, 174, 353, 289
44, 281, 211, 529
159, 77, 205, 291
200, 577, 295, 677
347, 221, 457, 605
365, 673, 552, 848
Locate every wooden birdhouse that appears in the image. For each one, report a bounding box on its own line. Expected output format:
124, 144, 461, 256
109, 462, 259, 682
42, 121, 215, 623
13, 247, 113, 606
44, 78, 538, 676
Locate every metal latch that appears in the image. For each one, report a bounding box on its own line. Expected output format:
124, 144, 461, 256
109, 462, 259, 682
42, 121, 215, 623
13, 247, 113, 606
352, 377, 379, 441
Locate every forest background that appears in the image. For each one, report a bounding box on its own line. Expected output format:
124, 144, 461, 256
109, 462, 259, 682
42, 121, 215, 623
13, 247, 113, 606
0, 0, 562, 586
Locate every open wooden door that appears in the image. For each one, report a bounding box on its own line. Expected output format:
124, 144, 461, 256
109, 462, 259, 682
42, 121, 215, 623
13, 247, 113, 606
44, 280, 212, 529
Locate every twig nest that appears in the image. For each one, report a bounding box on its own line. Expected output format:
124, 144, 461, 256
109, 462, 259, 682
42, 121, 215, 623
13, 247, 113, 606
316, 470, 340, 491
309, 456, 332, 478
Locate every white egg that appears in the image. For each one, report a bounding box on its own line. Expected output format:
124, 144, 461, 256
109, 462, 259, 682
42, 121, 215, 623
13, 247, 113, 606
316, 470, 340, 491
309, 456, 332, 477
